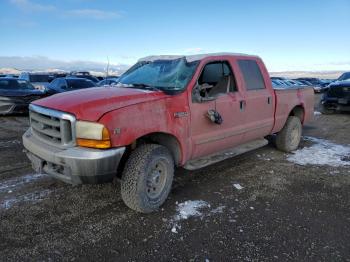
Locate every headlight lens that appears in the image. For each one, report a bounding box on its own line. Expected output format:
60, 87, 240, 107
0, 96, 12, 101
76, 121, 111, 149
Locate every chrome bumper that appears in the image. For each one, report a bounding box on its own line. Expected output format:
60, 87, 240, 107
22, 129, 125, 184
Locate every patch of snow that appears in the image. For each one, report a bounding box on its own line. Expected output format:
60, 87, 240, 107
233, 183, 243, 190
0, 189, 52, 210
170, 200, 225, 233
174, 200, 209, 221
139, 53, 256, 63
314, 111, 322, 115
287, 137, 350, 167
0, 140, 21, 148
210, 205, 226, 214
0, 173, 46, 193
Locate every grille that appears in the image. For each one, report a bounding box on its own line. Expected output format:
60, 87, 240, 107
29, 104, 76, 148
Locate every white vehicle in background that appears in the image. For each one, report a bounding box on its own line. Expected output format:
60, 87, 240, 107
19, 72, 51, 91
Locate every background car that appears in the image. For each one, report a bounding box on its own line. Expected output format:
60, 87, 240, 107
0, 78, 46, 114
19, 72, 51, 91
97, 77, 119, 86
320, 80, 350, 114
69, 71, 100, 83
46, 77, 97, 95
337, 72, 350, 81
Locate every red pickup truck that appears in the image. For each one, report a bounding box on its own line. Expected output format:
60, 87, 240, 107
23, 53, 314, 212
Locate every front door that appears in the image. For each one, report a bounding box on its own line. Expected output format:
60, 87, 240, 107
190, 60, 246, 159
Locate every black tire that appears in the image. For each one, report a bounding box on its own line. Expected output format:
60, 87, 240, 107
319, 102, 335, 115
121, 144, 174, 213
275, 116, 302, 152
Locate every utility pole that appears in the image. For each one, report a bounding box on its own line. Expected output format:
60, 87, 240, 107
106, 56, 110, 78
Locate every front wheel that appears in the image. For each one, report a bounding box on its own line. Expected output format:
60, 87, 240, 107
275, 116, 302, 152
121, 144, 174, 213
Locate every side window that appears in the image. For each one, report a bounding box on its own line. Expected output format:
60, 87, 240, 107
194, 61, 237, 101
49, 79, 59, 89
59, 79, 67, 89
238, 60, 266, 90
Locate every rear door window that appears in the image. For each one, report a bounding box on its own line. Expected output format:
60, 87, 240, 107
238, 60, 266, 90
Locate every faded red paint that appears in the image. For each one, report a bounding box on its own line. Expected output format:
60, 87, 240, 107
33, 54, 314, 166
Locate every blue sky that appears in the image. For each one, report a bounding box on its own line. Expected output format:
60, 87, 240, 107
0, 0, 349, 71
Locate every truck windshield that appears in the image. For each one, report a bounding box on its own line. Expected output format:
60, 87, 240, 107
338, 72, 350, 81
118, 59, 198, 92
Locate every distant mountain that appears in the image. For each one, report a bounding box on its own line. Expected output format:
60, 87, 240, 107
0, 55, 347, 79
0, 56, 130, 76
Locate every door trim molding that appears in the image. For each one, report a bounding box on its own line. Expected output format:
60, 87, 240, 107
196, 123, 271, 145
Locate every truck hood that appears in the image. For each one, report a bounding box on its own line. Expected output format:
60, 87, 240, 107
33, 86, 167, 121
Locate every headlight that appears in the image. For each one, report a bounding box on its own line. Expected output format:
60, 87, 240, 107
76, 121, 111, 149
0, 96, 12, 101
34, 84, 45, 91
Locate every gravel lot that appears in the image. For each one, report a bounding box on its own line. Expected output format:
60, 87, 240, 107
0, 94, 349, 261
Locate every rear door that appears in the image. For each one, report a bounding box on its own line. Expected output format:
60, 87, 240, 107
236, 59, 275, 142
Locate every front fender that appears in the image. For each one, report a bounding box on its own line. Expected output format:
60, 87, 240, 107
98, 96, 191, 165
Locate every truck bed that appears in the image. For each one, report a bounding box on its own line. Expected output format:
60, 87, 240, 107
272, 86, 314, 133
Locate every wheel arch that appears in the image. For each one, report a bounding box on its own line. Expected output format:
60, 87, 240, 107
288, 105, 305, 123
133, 132, 182, 166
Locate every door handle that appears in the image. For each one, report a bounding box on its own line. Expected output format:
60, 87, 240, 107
239, 100, 246, 111
267, 96, 272, 105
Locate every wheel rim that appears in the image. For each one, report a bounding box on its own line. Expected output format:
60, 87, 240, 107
290, 125, 300, 147
146, 159, 168, 199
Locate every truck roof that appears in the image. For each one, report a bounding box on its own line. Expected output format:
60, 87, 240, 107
138, 52, 259, 63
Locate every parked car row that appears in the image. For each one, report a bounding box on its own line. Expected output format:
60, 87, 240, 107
271, 76, 336, 93
0, 72, 120, 114
1, 71, 119, 89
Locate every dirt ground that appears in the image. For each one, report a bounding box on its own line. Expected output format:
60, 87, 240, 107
0, 94, 349, 262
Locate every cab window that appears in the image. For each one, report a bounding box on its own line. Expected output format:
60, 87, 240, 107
238, 60, 266, 90
194, 61, 237, 102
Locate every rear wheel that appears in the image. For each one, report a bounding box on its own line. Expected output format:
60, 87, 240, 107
121, 144, 174, 213
275, 116, 302, 152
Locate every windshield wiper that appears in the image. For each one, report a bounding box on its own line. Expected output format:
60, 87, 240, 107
129, 83, 161, 91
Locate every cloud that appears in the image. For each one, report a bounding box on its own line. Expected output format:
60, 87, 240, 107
0, 18, 38, 28
65, 9, 122, 20
0, 56, 130, 74
10, 0, 56, 12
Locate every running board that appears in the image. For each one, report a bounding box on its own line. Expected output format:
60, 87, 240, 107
184, 138, 268, 170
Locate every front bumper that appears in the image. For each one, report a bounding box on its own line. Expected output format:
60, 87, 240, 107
23, 129, 125, 184
321, 97, 350, 112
